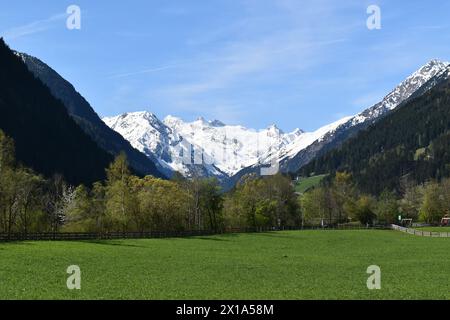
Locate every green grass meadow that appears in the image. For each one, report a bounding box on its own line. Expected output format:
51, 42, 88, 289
416, 226, 450, 233
294, 174, 328, 193
0, 230, 449, 300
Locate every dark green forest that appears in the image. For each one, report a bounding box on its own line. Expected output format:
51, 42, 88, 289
300, 77, 450, 195
19, 51, 164, 179
0, 38, 113, 185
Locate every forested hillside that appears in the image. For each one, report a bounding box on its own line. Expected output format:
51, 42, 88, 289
300, 78, 450, 195
0, 38, 112, 185
18, 52, 164, 178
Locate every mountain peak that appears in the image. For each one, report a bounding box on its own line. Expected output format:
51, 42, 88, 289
195, 116, 209, 125
210, 119, 225, 127
425, 59, 449, 67
164, 114, 181, 121
117, 110, 158, 122
163, 115, 183, 128
414, 59, 450, 77
292, 128, 304, 135
104, 110, 313, 178
102, 56, 450, 183
138, 110, 157, 119
267, 124, 283, 133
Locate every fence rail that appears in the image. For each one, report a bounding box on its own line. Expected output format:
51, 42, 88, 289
391, 224, 450, 238
0, 225, 390, 242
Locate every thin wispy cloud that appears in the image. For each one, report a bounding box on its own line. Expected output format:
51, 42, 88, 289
150, 3, 352, 119
108, 64, 183, 79
0, 13, 66, 40
102, 0, 447, 130
107, 57, 235, 79
166, 37, 348, 96
11, 0, 446, 131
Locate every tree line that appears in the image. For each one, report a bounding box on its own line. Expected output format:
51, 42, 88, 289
0, 130, 299, 235
300, 78, 450, 195
300, 172, 449, 226
2, 128, 446, 236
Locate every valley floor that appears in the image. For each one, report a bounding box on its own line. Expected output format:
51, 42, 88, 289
0, 230, 448, 300
416, 226, 450, 233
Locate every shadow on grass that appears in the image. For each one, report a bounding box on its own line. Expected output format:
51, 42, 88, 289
0, 239, 149, 248
79, 240, 150, 248
195, 237, 231, 242
0, 231, 252, 247
0, 241, 41, 247
250, 232, 297, 239
194, 232, 243, 241
156, 232, 241, 241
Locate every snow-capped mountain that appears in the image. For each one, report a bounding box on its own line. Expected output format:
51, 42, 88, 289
104, 59, 450, 186
279, 59, 450, 173
103, 110, 356, 186
350, 59, 450, 126
103, 112, 307, 179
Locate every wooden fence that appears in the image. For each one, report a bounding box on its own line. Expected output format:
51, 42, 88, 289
391, 224, 450, 238
0, 230, 216, 242
0, 225, 390, 242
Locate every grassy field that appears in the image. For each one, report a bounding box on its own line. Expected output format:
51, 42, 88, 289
416, 226, 450, 232
294, 174, 328, 193
0, 230, 449, 300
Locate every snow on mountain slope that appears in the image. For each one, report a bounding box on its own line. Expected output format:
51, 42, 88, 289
277, 59, 450, 174
103, 111, 174, 164
104, 59, 450, 181
103, 111, 206, 177
104, 112, 306, 177
162, 115, 304, 175
351, 59, 450, 126
277, 116, 353, 160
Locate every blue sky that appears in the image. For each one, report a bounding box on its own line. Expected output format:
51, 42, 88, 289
1, 0, 450, 132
